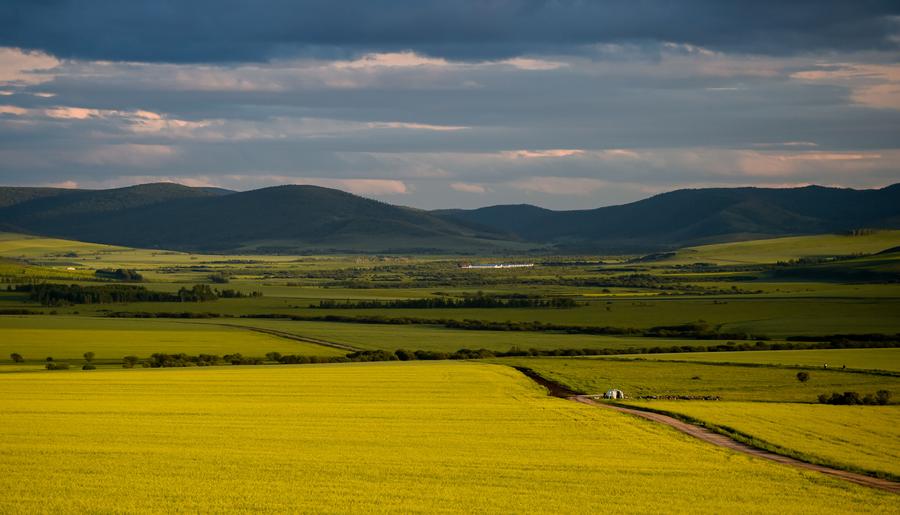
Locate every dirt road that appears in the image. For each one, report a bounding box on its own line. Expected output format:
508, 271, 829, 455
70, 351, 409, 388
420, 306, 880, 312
515, 366, 900, 494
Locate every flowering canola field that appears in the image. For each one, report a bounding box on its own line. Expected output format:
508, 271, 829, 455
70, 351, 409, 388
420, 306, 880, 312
0, 362, 893, 513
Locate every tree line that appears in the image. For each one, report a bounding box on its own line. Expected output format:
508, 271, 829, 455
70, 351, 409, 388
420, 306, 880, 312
16, 283, 261, 306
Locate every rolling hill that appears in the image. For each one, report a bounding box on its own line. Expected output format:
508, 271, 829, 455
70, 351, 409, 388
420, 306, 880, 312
0, 182, 898, 253
0, 183, 523, 253
436, 184, 900, 251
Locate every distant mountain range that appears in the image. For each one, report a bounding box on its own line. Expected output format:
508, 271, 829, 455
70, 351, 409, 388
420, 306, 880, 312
1, 182, 898, 254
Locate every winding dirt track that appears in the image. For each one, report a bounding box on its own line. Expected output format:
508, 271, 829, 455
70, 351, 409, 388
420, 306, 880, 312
514, 367, 900, 494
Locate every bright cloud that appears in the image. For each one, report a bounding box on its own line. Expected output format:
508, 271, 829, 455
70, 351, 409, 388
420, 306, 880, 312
334, 52, 449, 69
501, 149, 585, 159
497, 57, 567, 71
0, 48, 59, 86
791, 63, 900, 109
0, 105, 28, 116
367, 121, 469, 131
44, 107, 103, 119
595, 149, 641, 159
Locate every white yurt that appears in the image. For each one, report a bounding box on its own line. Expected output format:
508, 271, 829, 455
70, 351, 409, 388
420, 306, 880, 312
604, 389, 625, 399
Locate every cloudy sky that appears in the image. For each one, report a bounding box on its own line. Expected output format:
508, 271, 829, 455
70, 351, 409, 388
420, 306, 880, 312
1, 1, 899, 209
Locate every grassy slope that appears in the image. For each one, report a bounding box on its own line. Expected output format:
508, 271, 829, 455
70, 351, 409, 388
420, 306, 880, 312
0, 232, 122, 257
632, 401, 900, 478
629, 348, 900, 373
0, 316, 343, 361
0, 362, 892, 513
499, 357, 900, 402
663, 230, 900, 265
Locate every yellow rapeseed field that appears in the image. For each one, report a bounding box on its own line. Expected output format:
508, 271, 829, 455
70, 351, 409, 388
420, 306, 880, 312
634, 400, 900, 478
0, 362, 894, 513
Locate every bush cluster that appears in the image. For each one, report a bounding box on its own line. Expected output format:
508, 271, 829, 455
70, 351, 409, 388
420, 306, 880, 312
95, 268, 144, 281
818, 390, 891, 405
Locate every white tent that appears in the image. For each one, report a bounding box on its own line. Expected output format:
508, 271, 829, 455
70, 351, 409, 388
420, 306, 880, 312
604, 389, 625, 399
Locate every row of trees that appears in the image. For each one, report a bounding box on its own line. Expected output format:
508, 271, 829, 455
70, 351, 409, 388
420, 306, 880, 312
11, 351, 94, 363
34, 352, 97, 370
818, 390, 891, 405
16, 283, 259, 306
19, 283, 176, 305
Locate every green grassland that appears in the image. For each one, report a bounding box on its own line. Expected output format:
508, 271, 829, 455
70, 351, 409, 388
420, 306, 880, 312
277, 297, 900, 336
197, 317, 743, 353
0, 362, 893, 513
631, 401, 900, 478
0, 316, 343, 361
4, 294, 898, 338
500, 357, 899, 402
2, 231, 899, 339
630, 348, 900, 372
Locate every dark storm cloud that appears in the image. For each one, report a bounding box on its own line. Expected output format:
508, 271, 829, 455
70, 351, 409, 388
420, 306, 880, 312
2, 1, 899, 63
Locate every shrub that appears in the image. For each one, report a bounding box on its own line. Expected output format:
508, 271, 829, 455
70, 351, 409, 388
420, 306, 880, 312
95, 268, 144, 281
46, 362, 70, 370
842, 391, 862, 405
208, 272, 230, 284
82, 364, 96, 370
265, 352, 283, 362
394, 349, 416, 361
875, 390, 892, 405
796, 371, 810, 383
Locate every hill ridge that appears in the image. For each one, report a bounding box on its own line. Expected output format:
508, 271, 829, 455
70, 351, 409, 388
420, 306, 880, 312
0, 182, 897, 253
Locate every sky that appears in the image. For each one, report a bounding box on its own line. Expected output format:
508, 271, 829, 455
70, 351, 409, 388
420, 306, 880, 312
1, 1, 899, 209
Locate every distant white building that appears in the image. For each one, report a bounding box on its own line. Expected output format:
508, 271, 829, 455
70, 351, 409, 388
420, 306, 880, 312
459, 263, 535, 269
604, 389, 625, 399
